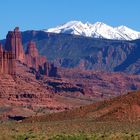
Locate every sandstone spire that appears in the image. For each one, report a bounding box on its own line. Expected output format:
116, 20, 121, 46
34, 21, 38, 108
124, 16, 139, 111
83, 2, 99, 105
0, 43, 3, 52
26, 41, 39, 57
5, 27, 25, 62
0, 43, 3, 73
0, 42, 16, 75
1, 27, 58, 77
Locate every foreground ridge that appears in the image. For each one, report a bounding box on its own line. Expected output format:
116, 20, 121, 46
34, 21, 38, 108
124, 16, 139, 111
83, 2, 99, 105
24, 90, 140, 123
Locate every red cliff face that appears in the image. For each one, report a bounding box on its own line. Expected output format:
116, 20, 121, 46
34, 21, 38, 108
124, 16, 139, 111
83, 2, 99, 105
0, 43, 3, 74
0, 43, 16, 75
26, 41, 39, 57
25, 41, 57, 77
0, 43, 3, 52
5, 27, 25, 62
25, 41, 46, 70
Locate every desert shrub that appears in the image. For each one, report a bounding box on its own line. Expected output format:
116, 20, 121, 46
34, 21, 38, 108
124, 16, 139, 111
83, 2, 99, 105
48, 133, 140, 140
48, 133, 89, 140
12, 133, 36, 140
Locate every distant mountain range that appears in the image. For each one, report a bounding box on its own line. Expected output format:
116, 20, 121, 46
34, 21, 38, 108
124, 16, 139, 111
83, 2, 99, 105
45, 21, 140, 40
16, 31, 140, 74
1, 27, 140, 74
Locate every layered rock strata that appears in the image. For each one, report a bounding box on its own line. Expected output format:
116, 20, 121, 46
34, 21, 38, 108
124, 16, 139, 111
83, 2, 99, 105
0, 27, 58, 77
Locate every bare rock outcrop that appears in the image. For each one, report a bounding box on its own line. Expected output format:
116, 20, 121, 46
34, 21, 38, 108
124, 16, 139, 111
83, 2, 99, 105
5, 27, 25, 62
0, 43, 16, 75
25, 41, 46, 70
1, 27, 58, 78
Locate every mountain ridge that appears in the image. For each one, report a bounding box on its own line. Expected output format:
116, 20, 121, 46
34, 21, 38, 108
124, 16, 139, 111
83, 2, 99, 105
1, 30, 140, 73
45, 21, 140, 40
19, 31, 140, 74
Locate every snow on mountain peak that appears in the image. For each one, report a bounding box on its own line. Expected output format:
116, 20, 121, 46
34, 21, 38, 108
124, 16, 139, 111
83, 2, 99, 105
45, 21, 140, 40
94, 22, 107, 27
115, 25, 140, 40
116, 25, 129, 30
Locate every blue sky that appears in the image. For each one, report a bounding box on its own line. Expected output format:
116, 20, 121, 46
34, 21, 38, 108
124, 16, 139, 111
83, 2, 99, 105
0, 0, 139, 38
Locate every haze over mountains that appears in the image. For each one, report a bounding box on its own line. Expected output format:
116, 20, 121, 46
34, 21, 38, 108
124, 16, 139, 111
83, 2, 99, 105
45, 21, 140, 40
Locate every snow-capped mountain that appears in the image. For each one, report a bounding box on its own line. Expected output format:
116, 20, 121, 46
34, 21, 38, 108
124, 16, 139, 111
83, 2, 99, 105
44, 21, 140, 40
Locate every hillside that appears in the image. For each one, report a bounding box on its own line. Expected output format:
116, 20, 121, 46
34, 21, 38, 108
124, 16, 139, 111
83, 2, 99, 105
1, 62, 140, 120
25, 90, 140, 123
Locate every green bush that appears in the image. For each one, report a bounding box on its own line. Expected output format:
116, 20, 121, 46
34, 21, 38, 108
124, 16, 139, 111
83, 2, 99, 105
12, 133, 36, 140
48, 134, 89, 140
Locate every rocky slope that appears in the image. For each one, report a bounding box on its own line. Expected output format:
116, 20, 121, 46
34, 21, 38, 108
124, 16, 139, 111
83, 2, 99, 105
1, 63, 140, 120
24, 90, 140, 123
1, 28, 140, 120
0, 61, 67, 119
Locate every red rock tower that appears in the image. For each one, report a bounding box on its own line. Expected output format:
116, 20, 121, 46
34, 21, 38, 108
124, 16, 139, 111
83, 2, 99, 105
25, 41, 46, 70
5, 27, 25, 62
1, 27, 58, 77
0, 43, 16, 75
26, 41, 39, 57
0, 43, 3, 73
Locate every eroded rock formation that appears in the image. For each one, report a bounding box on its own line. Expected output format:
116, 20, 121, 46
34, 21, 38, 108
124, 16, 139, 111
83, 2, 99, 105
0, 43, 16, 75
25, 41, 58, 77
25, 41, 46, 70
5, 27, 25, 62
26, 41, 39, 57
0, 27, 58, 78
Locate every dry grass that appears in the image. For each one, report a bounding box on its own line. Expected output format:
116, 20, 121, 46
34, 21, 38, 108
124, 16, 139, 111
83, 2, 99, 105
2, 91, 140, 139
1, 120, 140, 140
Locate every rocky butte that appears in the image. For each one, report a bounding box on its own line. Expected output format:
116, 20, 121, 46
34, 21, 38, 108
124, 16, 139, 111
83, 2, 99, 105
0, 27, 57, 77
5, 27, 25, 62
0, 42, 15, 75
